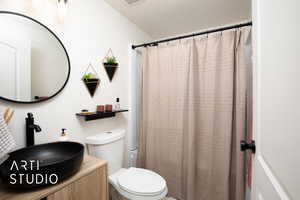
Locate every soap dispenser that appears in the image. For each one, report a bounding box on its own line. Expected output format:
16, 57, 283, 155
59, 128, 69, 142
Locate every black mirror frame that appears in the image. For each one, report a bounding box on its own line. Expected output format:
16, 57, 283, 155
0, 11, 71, 104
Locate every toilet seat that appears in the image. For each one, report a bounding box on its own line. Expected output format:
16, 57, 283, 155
109, 168, 168, 200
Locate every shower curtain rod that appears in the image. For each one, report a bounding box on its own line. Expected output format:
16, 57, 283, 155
132, 21, 252, 50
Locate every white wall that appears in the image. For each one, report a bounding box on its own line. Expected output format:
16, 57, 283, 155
0, 0, 151, 164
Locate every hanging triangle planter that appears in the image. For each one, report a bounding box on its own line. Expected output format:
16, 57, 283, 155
82, 63, 100, 97
103, 48, 119, 82
83, 78, 100, 97
103, 63, 118, 82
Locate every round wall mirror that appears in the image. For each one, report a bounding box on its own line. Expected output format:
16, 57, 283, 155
0, 11, 70, 103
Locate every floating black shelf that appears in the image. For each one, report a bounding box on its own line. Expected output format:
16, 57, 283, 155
76, 109, 129, 121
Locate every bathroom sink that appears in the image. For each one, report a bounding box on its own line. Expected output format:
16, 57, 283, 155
0, 142, 84, 189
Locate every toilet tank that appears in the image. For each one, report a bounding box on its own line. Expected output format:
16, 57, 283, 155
85, 129, 125, 175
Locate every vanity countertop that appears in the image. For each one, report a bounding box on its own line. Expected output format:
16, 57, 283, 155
0, 155, 107, 200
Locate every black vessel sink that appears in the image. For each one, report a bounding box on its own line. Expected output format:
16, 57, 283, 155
0, 142, 84, 189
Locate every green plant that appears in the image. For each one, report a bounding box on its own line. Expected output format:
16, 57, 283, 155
106, 56, 117, 64
81, 73, 95, 81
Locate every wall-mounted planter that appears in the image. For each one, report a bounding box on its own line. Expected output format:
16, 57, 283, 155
82, 63, 100, 97
103, 48, 118, 82
103, 62, 118, 82
83, 78, 100, 97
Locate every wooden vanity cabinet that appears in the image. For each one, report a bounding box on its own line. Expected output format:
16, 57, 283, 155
0, 156, 108, 200
47, 167, 107, 200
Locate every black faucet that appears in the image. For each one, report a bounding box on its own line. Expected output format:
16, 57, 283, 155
26, 113, 42, 147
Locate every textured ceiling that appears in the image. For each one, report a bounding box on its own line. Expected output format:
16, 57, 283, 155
104, 0, 251, 39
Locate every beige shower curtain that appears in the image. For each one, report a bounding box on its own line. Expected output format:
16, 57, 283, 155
138, 27, 251, 200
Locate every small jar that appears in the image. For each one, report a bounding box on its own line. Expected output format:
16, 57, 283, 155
97, 105, 105, 113
105, 104, 113, 112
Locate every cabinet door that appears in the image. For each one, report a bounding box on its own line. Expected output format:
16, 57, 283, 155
47, 186, 72, 200
47, 167, 108, 200
72, 168, 107, 200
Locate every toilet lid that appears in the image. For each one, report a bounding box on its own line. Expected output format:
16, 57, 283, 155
117, 168, 166, 196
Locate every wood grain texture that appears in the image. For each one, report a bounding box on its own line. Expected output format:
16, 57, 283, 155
72, 168, 107, 200
48, 168, 108, 200
3, 108, 14, 124
0, 155, 107, 200
47, 186, 72, 200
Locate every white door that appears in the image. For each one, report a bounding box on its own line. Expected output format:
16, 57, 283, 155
0, 36, 31, 101
0, 41, 17, 99
251, 0, 300, 199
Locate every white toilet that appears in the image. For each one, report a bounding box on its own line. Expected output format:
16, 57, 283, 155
85, 129, 168, 200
